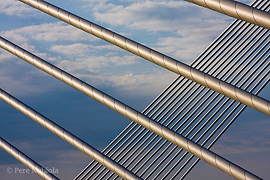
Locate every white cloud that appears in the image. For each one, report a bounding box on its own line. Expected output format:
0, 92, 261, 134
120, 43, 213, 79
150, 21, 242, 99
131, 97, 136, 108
57, 55, 139, 74
1, 19, 175, 98
155, 24, 228, 62
0, 0, 247, 97
0, 38, 58, 64
0, 49, 14, 62
0, 22, 97, 62
76, 69, 178, 97
47, 44, 178, 97
213, 120, 270, 155
0, 0, 36, 17
1, 22, 96, 43
50, 43, 91, 55
238, 0, 254, 4
50, 43, 119, 56
80, 0, 109, 2
93, 1, 229, 31
85, 1, 231, 62
49, 43, 140, 73
53, 150, 90, 165
0, 58, 65, 96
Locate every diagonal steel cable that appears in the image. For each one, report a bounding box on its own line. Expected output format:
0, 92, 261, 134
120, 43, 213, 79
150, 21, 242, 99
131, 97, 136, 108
109, 22, 269, 180
85, 0, 268, 178
19, 0, 270, 116
185, 0, 270, 30
179, 76, 270, 180
79, 1, 268, 179
15, 1, 268, 179
0, 35, 264, 179
157, 56, 270, 180
86, 13, 265, 180
93, 4, 270, 179
75, 3, 265, 176
0, 88, 141, 180
0, 137, 59, 180
139, 33, 270, 180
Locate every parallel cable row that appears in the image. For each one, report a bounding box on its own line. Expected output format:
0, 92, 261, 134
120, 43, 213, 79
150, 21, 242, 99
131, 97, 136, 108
76, 0, 269, 179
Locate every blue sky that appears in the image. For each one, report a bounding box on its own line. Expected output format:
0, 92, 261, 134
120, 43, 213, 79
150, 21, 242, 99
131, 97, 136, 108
0, 0, 269, 179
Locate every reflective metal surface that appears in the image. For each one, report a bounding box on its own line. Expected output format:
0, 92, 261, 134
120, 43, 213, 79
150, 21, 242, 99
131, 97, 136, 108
186, 0, 270, 30
0, 36, 262, 180
0, 88, 141, 180
19, 0, 270, 116
0, 137, 59, 180
77, 1, 270, 179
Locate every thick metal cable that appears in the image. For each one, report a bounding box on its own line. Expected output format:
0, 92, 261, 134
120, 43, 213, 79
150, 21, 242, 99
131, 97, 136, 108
185, 0, 270, 30
0, 36, 263, 180
137, 31, 270, 180
83, 16, 263, 180
144, 28, 269, 180
156, 11, 269, 180
86, 4, 265, 163
162, 58, 270, 180
80, 0, 270, 179
46, 0, 268, 176
19, 0, 270, 116
150, 18, 270, 179
164, 65, 270, 179
76, 1, 267, 178
0, 137, 59, 180
96, 20, 266, 179
150, 62, 270, 179
179, 77, 270, 180
152, 3, 270, 178
0, 89, 141, 180
85, 2, 269, 179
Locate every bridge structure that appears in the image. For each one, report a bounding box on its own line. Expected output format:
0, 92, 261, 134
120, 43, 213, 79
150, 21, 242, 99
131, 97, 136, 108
0, 0, 269, 179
